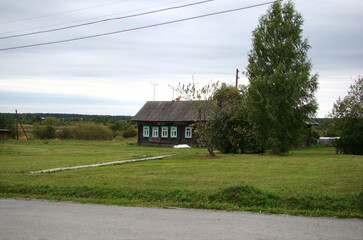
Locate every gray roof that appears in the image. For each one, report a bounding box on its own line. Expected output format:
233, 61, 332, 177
132, 101, 204, 122
305, 120, 319, 126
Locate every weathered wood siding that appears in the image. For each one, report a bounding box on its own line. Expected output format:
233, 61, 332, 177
136, 121, 198, 147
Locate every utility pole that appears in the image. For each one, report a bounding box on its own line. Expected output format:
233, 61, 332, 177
235, 69, 239, 88
15, 109, 19, 140
151, 82, 158, 101
168, 84, 175, 100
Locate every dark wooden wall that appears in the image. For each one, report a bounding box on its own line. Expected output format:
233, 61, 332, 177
136, 121, 198, 147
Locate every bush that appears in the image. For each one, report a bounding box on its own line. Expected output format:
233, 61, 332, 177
58, 127, 73, 139
122, 125, 137, 138
73, 122, 113, 140
33, 124, 56, 139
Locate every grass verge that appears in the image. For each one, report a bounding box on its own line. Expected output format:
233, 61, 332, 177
0, 183, 361, 218
1, 140, 362, 218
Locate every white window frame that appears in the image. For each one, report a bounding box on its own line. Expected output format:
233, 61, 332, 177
185, 127, 192, 139
170, 126, 177, 138
152, 127, 159, 138
143, 126, 150, 137
161, 126, 168, 138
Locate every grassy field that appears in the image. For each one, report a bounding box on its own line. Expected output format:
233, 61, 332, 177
0, 139, 362, 217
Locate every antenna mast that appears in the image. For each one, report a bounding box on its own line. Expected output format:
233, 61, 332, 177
168, 84, 175, 100
151, 82, 158, 101
191, 75, 199, 87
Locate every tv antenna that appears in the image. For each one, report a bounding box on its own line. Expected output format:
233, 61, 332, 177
190, 75, 199, 87
151, 82, 158, 101
168, 84, 176, 100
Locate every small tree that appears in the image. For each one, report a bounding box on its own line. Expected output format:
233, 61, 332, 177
177, 82, 219, 156
122, 124, 137, 138
245, 1, 318, 154
331, 77, 363, 155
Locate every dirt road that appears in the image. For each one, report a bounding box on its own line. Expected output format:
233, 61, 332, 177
0, 199, 361, 240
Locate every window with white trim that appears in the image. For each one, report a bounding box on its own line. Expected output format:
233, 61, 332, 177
170, 126, 177, 138
143, 126, 150, 137
185, 127, 192, 138
161, 127, 168, 138
152, 127, 159, 138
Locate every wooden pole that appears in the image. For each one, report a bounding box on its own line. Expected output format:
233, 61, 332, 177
235, 69, 239, 88
16, 109, 19, 140
18, 117, 28, 140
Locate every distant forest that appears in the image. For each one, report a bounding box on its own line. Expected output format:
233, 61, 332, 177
0, 113, 132, 125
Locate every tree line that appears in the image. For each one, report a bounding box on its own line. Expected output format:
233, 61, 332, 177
0, 113, 137, 141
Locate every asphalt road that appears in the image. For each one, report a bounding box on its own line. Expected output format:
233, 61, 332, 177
0, 199, 362, 240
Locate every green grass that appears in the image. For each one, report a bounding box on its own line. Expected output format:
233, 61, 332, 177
0, 140, 362, 217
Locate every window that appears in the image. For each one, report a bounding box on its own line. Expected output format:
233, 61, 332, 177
170, 126, 177, 138
185, 127, 192, 138
143, 126, 150, 137
161, 127, 168, 138
152, 127, 159, 138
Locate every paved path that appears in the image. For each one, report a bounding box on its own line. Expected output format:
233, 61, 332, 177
30, 155, 173, 174
0, 199, 362, 240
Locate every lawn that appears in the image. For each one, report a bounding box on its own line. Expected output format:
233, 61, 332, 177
0, 139, 362, 217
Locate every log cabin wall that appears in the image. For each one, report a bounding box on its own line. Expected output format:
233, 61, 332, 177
136, 121, 197, 147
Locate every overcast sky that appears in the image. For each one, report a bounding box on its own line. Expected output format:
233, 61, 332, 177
0, 0, 362, 117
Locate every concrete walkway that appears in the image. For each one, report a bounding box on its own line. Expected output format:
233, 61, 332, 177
30, 155, 173, 174
1, 199, 362, 240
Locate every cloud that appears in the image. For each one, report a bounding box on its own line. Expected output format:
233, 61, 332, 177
0, 90, 143, 115
0, 0, 361, 117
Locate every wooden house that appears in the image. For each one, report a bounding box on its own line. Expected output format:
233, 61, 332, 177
133, 101, 318, 148
132, 101, 204, 147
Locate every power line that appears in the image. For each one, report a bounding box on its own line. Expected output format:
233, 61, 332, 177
0, 0, 133, 25
0, 0, 214, 40
0, 1, 278, 52
0, 0, 190, 36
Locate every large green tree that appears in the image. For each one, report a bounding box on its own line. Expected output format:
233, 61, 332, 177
245, 1, 318, 154
331, 77, 363, 155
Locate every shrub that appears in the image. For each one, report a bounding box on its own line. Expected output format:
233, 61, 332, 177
73, 122, 113, 140
122, 125, 137, 138
33, 124, 56, 139
58, 127, 73, 139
